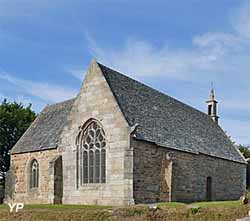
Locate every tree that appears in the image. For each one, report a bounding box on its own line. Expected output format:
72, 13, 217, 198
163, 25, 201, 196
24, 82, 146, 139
0, 99, 36, 183
238, 144, 250, 159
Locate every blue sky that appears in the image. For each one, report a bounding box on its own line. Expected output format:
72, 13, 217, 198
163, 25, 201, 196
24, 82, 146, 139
0, 0, 249, 145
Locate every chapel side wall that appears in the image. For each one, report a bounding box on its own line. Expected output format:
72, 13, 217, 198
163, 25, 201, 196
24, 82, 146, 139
132, 138, 246, 203
59, 61, 133, 206
8, 149, 58, 204
171, 151, 246, 203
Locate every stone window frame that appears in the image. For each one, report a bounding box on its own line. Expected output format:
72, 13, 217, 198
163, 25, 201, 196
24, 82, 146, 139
76, 119, 106, 187
28, 158, 39, 190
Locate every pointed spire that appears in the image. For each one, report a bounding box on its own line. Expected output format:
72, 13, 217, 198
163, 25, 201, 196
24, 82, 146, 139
209, 82, 215, 100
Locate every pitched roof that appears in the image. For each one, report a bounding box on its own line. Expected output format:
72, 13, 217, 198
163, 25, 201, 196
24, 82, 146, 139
11, 61, 245, 164
11, 98, 75, 154
98, 63, 246, 164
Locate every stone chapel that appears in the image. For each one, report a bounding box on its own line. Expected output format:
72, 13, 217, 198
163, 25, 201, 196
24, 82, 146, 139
5, 59, 246, 206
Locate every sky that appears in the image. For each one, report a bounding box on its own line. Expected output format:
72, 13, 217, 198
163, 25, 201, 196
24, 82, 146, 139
0, 0, 249, 145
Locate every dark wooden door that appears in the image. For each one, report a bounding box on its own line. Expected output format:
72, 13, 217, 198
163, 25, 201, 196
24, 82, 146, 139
206, 177, 212, 201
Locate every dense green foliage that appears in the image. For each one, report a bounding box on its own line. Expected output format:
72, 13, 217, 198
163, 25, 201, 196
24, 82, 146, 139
0, 99, 36, 182
238, 145, 250, 159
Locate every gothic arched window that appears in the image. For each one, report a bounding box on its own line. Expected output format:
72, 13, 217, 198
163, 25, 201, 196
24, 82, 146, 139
30, 159, 39, 189
76, 120, 106, 184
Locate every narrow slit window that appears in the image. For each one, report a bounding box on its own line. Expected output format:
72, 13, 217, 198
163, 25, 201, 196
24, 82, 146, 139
30, 159, 39, 189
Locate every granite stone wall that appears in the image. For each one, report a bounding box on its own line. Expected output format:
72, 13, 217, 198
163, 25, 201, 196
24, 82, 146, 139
132, 138, 172, 203
171, 149, 246, 203
132, 138, 246, 203
7, 149, 59, 204
58, 60, 134, 206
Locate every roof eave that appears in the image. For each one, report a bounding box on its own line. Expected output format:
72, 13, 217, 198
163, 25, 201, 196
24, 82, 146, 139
11, 145, 58, 155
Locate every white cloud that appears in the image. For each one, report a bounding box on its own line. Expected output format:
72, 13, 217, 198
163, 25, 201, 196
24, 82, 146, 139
87, 34, 249, 84
88, 30, 249, 81
193, 32, 248, 54
0, 70, 77, 103
86, 2, 250, 82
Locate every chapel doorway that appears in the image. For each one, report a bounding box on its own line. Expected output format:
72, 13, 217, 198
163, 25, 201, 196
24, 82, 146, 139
206, 176, 212, 201
53, 156, 63, 204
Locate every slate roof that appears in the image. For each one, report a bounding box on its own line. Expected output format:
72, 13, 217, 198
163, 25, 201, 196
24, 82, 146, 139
11, 98, 75, 154
11, 61, 246, 164
98, 63, 246, 164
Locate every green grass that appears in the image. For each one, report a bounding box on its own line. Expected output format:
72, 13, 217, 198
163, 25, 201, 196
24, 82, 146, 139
0, 200, 242, 210
191, 200, 241, 208
157, 202, 186, 208
23, 204, 112, 210
0, 200, 248, 221
157, 200, 242, 209
0, 204, 7, 209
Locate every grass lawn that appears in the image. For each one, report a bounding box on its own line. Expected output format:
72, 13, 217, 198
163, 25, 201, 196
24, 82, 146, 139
0, 201, 249, 221
0, 204, 6, 209
157, 202, 186, 208
24, 204, 112, 210
191, 200, 241, 208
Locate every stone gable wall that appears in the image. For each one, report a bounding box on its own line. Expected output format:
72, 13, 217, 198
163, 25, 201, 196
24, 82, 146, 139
8, 149, 59, 204
132, 138, 246, 203
59, 60, 134, 206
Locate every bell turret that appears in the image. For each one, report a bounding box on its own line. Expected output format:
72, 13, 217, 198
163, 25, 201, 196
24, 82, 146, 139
206, 87, 219, 124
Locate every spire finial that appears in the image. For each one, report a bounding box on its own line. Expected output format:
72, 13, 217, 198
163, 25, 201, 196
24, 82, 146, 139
210, 82, 215, 100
